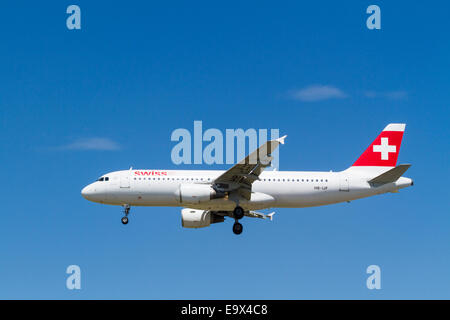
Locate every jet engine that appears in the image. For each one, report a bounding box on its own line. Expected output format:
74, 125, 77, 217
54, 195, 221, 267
181, 208, 225, 228
177, 184, 223, 204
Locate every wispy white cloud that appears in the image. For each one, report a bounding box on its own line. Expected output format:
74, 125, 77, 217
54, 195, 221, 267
364, 90, 408, 100
289, 85, 347, 102
60, 138, 121, 151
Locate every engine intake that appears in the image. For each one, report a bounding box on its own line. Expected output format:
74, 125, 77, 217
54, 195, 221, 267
181, 208, 225, 228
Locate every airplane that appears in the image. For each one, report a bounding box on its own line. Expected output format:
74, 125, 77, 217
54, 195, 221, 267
81, 123, 413, 235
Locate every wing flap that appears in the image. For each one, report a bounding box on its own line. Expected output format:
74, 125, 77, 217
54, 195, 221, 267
245, 211, 275, 221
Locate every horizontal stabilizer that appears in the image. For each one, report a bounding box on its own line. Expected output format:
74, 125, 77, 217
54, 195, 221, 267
369, 164, 411, 184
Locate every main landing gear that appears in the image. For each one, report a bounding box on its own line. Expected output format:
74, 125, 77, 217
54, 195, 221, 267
121, 204, 130, 225
232, 206, 244, 235
232, 221, 243, 235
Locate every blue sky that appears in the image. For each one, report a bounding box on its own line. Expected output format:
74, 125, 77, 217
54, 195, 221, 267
0, 1, 449, 299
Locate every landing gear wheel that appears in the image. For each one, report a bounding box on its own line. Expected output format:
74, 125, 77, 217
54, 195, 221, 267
233, 222, 243, 235
121, 204, 130, 225
233, 206, 244, 220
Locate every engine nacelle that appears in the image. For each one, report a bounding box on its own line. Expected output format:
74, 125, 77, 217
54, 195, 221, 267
177, 184, 222, 204
181, 208, 224, 228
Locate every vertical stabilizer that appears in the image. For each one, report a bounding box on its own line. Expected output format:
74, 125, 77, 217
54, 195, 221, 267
352, 123, 406, 167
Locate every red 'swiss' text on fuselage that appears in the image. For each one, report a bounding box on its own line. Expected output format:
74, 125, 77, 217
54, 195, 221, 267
134, 171, 168, 176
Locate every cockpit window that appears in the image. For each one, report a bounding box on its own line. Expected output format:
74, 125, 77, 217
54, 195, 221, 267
105, 177, 109, 181
98, 177, 104, 181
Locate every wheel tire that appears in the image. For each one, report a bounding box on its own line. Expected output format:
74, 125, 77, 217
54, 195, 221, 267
233, 206, 244, 220
232, 222, 243, 235
121, 217, 129, 225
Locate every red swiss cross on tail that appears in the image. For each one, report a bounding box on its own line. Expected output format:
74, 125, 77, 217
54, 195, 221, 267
352, 123, 405, 167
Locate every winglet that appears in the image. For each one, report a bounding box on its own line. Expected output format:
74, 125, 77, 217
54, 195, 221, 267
267, 212, 275, 221
276, 135, 287, 145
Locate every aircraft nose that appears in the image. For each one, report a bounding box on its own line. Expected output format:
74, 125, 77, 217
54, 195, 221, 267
81, 185, 93, 200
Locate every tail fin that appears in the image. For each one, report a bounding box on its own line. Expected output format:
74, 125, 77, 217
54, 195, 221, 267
352, 123, 406, 167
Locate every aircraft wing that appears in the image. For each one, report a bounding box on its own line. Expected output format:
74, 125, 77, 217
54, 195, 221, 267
213, 135, 286, 200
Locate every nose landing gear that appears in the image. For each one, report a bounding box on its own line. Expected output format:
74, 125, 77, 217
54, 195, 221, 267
122, 204, 130, 225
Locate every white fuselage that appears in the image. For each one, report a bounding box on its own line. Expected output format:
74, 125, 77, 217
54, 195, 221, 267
81, 168, 413, 211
